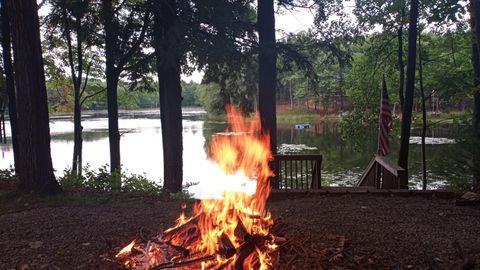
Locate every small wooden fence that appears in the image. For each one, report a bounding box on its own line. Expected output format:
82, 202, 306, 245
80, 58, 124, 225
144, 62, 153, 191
357, 155, 408, 189
271, 154, 322, 190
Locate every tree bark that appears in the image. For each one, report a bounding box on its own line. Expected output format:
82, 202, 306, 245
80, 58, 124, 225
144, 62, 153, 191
8, 0, 62, 195
470, 0, 480, 190
0, 0, 20, 172
398, 0, 419, 185
62, 1, 84, 176
73, 18, 84, 176
103, 0, 121, 173
418, 29, 427, 190
339, 65, 345, 110
397, 24, 405, 112
152, 0, 183, 193
258, 0, 277, 155
474, 91, 480, 190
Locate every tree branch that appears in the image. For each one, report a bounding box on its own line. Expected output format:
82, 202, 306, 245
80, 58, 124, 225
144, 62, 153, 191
81, 88, 105, 106
123, 52, 155, 71
61, 0, 78, 93
80, 55, 96, 98
117, 11, 150, 70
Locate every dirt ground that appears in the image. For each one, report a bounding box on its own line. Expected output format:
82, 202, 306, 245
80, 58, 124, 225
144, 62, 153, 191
0, 192, 479, 269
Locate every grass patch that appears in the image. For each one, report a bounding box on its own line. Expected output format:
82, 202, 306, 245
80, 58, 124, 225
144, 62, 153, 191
0, 166, 195, 215
203, 109, 342, 124
0, 192, 115, 215
411, 111, 470, 128
277, 111, 340, 123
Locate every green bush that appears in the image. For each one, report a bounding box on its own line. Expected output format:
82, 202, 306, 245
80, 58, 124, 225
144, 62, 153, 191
83, 165, 121, 191
121, 173, 162, 195
58, 169, 84, 190
59, 165, 162, 195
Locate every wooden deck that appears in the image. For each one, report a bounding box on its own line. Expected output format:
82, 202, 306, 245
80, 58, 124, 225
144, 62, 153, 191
271, 154, 452, 198
272, 154, 322, 190
269, 188, 455, 200
357, 155, 408, 189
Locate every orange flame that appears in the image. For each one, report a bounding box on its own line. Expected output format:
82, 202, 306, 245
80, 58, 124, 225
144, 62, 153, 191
117, 105, 277, 269
116, 240, 136, 258
195, 106, 274, 256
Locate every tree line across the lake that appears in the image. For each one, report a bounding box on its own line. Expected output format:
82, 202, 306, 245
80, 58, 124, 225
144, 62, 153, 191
0, 0, 479, 195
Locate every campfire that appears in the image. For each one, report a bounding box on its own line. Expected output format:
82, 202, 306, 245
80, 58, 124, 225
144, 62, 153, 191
115, 106, 281, 269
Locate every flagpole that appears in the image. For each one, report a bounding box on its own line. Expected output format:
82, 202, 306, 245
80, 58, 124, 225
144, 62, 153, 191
377, 76, 386, 156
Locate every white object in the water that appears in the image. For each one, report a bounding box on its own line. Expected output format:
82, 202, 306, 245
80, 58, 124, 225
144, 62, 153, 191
409, 136, 456, 145
295, 123, 311, 129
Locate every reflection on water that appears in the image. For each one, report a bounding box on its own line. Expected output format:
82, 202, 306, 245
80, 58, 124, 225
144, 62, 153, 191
0, 109, 471, 193
274, 121, 469, 189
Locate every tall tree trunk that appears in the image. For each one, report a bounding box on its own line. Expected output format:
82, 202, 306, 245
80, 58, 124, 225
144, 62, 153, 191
418, 29, 427, 190
0, 0, 20, 172
258, 0, 277, 155
106, 70, 120, 173
475, 91, 480, 190
397, 2, 406, 113
397, 25, 405, 112
398, 0, 419, 186
103, 0, 121, 173
73, 18, 83, 176
73, 80, 83, 175
470, 0, 480, 190
152, 0, 183, 193
8, 0, 62, 195
289, 80, 293, 109
62, 2, 84, 176
339, 65, 345, 111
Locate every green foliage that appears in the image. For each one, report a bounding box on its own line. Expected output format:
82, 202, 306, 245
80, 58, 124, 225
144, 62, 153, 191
46, 78, 201, 112
419, 30, 473, 102
121, 173, 163, 195
46, 77, 75, 113
198, 82, 228, 115
118, 89, 140, 110
58, 169, 84, 191
276, 27, 355, 115
59, 165, 163, 195
338, 27, 473, 147
170, 190, 191, 200
181, 81, 201, 107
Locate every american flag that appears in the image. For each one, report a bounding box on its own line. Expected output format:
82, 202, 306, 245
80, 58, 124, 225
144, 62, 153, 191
378, 76, 393, 156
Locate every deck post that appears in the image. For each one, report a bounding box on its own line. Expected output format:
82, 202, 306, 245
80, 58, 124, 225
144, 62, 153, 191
398, 170, 408, 189
375, 162, 381, 189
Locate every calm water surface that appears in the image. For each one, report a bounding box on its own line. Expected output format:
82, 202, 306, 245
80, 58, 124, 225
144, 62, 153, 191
0, 108, 468, 195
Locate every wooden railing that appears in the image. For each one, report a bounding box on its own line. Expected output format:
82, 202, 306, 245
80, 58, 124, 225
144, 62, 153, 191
357, 155, 408, 189
271, 154, 322, 190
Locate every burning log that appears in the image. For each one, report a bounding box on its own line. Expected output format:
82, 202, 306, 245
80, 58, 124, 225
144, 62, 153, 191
234, 220, 249, 241
162, 214, 202, 243
150, 254, 216, 270
115, 107, 280, 269
235, 241, 256, 270
218, 233, 236, 259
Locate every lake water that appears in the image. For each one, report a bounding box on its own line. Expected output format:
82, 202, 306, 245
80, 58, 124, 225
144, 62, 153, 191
0, 108, 470, 195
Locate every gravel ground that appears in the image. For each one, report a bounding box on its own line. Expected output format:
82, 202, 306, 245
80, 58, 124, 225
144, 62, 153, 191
0, 193, 479, 269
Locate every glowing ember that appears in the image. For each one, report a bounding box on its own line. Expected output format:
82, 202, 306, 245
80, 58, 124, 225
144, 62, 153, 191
116, 106, 279, 269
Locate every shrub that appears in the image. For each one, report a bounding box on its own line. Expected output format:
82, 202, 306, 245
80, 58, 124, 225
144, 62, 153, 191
59, 165, 161, 194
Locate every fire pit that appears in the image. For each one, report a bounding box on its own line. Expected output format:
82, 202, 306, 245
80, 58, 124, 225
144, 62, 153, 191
115, 106, 281, 269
